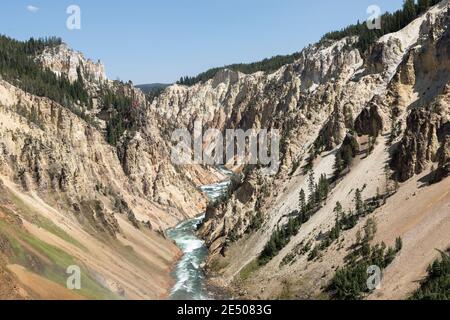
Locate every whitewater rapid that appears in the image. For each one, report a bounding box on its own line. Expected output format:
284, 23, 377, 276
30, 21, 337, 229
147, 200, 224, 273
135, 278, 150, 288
167, 169, 232, 300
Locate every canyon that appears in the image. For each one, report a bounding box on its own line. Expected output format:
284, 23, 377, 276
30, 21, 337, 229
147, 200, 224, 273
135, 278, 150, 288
0, 0, 449, 300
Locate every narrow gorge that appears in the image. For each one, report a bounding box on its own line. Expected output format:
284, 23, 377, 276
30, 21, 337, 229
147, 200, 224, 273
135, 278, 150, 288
0, 0, 448, 301
168, 173, 231, 300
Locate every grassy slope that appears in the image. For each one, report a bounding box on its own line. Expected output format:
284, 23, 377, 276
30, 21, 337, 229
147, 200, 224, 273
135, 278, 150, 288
0, 189, 119, 300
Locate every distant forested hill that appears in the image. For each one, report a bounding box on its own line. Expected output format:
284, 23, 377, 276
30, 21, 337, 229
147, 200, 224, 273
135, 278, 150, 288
136, 83, 170, 94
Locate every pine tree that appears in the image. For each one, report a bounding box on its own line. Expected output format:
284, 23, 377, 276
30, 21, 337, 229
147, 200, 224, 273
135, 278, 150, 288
355, 188, 364, 215
363, 218, 377, 242
334, 202, 343, 217
334, 202, 344, 232
418, 0, 431, 13
333, 153, 344, 178
299, 189, 306, 215
308, 171, 316, 206
342, 144, 355, 167
344, 104, 354, 129
403, 0, 417, 23
395, 237, 403, 252
314, 183, 321, 205
318, 174, 330, 201
30, 105, 38, 124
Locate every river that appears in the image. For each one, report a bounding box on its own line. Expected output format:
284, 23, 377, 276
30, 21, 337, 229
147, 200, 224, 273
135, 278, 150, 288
167, 168, 232, 300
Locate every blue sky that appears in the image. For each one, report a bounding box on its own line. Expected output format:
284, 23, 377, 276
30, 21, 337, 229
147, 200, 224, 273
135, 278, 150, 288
0, 0, 404, 84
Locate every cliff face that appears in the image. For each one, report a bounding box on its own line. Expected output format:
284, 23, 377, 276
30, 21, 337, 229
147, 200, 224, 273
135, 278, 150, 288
151, 36, 364, 135
145, 2, 449, 299
391, 104, 448, 182
390, 8, 450, 182
32, 43, 222, 228
147, 35, 377, 258
0, 42, 222, 299
37, 44, 106, 83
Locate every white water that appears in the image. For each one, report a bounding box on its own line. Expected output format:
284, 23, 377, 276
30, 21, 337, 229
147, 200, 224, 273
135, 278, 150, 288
167, 215, 209, 300
167, 168, 232, 300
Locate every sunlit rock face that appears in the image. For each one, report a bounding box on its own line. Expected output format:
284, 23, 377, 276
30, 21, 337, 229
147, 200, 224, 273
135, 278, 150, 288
37, 43, 106, 83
